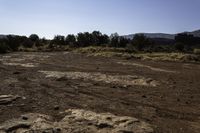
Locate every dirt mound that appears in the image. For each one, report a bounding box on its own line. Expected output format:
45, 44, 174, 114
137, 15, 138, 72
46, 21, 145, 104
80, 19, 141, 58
0, 109, 153, 133
39, 71, 159, 87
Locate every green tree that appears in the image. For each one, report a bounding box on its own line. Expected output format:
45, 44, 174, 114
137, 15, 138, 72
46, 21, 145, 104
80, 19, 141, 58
99, 34, 109, 46
6, 35, 25, 51
66, 34, 76, 46
29, 34, 39, 42
132, 34, 151, 51
0, 42, 9, 53
52, 35, 65, 45
77, 32, 93, 47
119, 37, 130, 48
91, 31, 110, 46
40, 37, 47, 44
22, 38, 34, 48
110, 33, 119, 47
91, 31, 102, 46
175, 33, 200, 51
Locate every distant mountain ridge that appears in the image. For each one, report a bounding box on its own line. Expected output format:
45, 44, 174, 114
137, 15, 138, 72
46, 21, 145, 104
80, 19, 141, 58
1, 29, 200, 40
123, 29, 200, 40
124, 33, 175, 40
184, 29, 200, 37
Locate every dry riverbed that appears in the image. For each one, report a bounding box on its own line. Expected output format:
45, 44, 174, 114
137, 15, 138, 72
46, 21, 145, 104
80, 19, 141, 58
0, 52, 200, 133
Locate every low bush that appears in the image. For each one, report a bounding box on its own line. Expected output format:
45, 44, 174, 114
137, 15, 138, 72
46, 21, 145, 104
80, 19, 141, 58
22, 39, 34, 48
0, 43, 9, 53
193, 49, 200, 55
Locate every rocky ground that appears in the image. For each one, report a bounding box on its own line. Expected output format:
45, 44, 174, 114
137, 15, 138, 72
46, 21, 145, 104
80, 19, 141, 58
0, 52, 200, 133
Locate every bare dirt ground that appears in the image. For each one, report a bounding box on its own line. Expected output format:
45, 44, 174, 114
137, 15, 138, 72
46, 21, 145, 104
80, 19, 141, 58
0, 52, 200, 133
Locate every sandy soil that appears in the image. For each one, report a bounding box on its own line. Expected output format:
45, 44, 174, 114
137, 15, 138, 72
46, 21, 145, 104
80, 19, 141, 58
0, 52, 199, 133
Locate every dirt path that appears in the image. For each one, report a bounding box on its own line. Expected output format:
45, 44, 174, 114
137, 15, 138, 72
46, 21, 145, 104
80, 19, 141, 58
0, 52, 200, 133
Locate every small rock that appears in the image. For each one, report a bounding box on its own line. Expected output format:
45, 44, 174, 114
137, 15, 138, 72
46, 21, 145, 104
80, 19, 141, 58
22, 96, 26, 100
122, 85, 131, 89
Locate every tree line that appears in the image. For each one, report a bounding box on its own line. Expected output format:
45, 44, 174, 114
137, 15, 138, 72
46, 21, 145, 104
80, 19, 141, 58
0, 31, 200, 53
175, 33, 200, 51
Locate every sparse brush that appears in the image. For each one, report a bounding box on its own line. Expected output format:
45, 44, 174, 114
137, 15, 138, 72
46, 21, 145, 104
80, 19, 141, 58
0, 43, 10, 53
193, 49, 200, 55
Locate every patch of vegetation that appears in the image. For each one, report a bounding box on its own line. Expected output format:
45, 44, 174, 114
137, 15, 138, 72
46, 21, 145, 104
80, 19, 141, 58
75, 46, 127, 53
194, 49, 200, 55
0, 31, 200, 63
75, 46, 200, 63
135, 53, 200, 62
0, 42, 10, 53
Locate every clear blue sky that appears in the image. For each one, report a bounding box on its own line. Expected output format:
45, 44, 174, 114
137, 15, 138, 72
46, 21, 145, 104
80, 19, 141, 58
0, 0, 200, 38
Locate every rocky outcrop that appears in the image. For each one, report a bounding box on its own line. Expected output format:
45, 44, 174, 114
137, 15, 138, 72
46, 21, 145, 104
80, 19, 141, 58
0, 109, 154, 133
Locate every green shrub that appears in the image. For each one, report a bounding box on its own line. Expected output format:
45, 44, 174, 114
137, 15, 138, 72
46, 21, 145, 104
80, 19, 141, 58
175, 43, 184, 51
126, 43, 136, 53
22, 39, 34, 48
0, 43, 9, 53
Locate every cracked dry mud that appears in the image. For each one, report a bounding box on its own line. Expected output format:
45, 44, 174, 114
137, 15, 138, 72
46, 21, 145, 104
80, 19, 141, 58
0, 52, 200, 133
